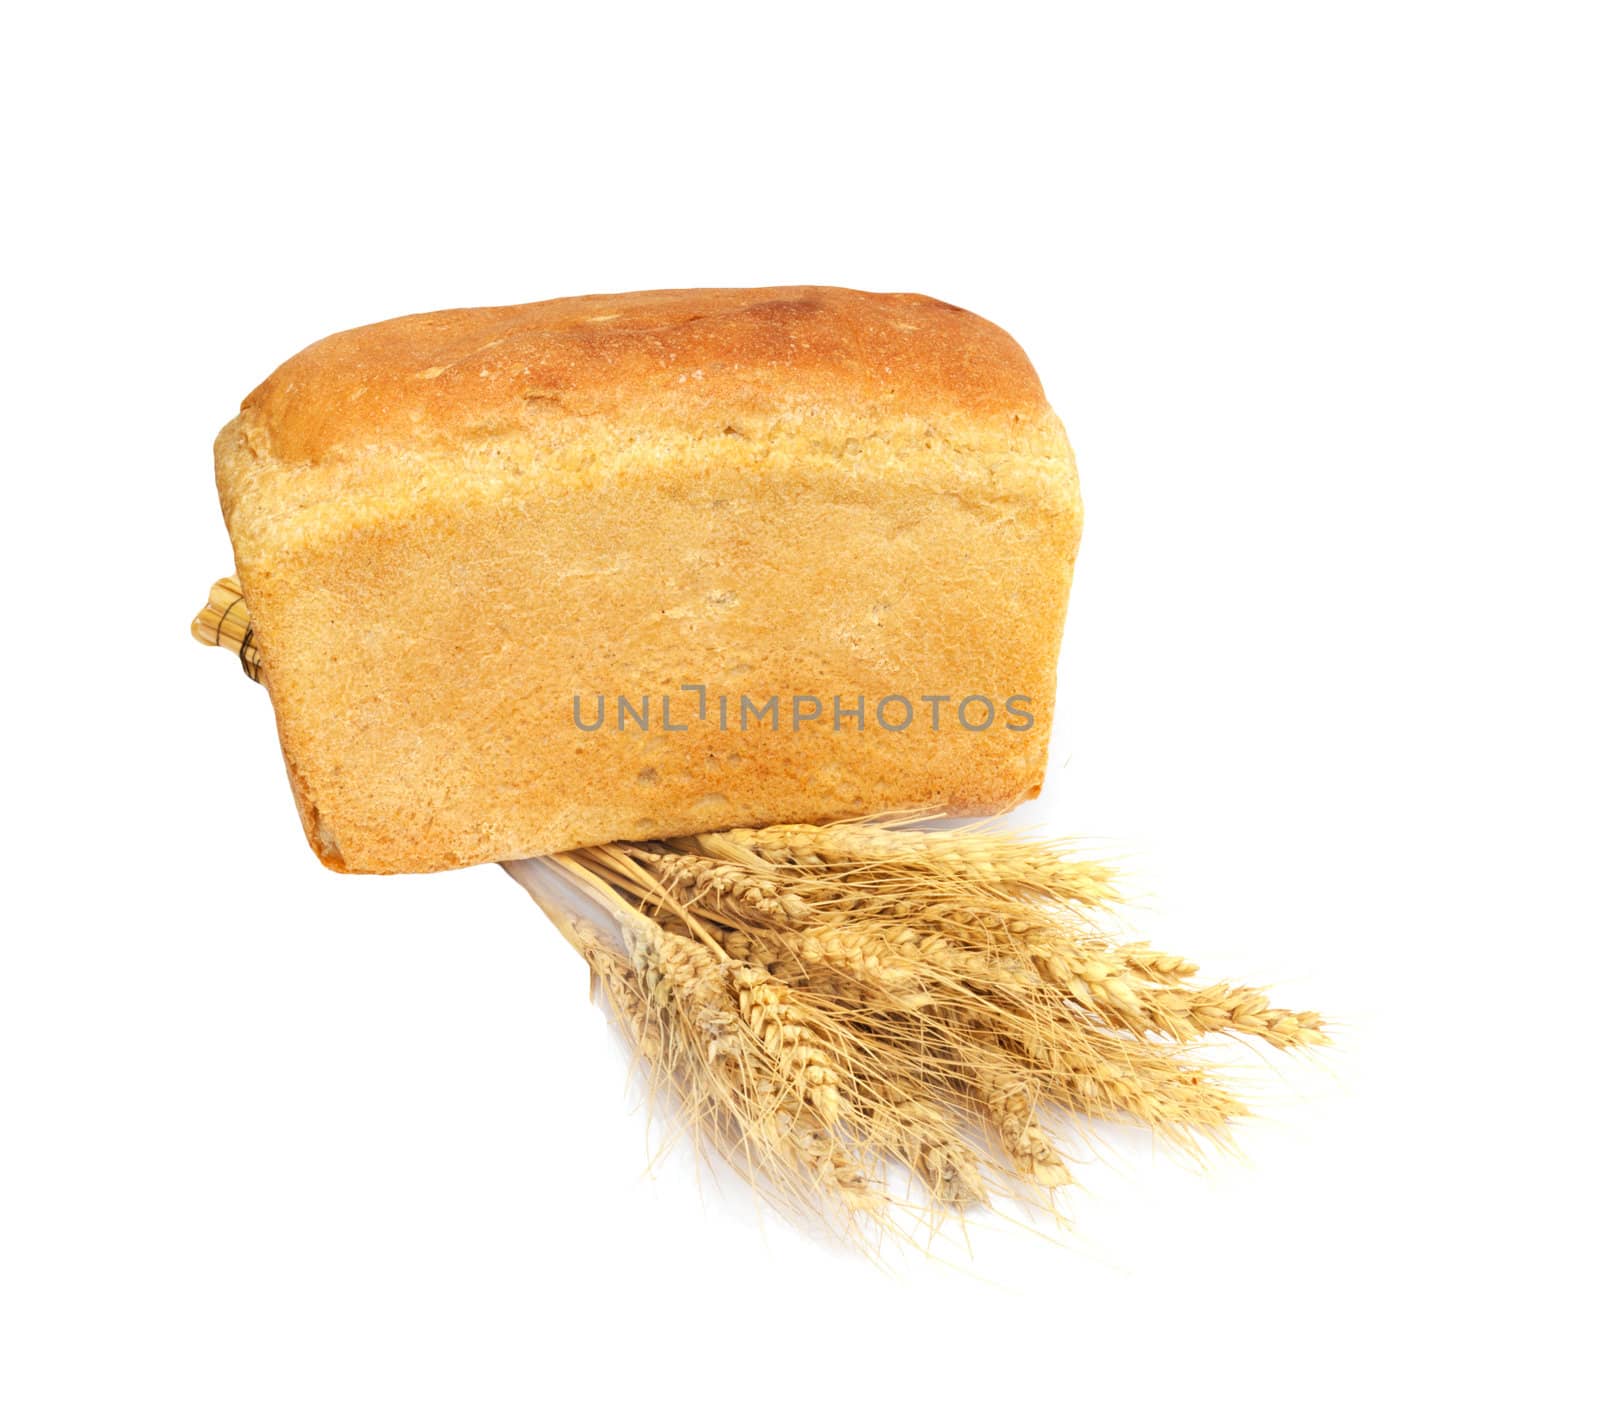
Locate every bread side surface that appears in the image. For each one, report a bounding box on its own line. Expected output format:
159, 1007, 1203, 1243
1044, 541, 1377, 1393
215, 287, 1081, 873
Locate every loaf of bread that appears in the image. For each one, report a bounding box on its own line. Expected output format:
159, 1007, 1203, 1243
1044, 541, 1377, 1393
214, 287, 1081, 872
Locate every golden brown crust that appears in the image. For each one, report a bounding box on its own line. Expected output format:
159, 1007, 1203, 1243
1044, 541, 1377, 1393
239, 287, 1052, 467
215, 287, 1080, 874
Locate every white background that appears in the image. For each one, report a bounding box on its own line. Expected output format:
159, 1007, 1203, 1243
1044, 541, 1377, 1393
4, 3, 1595, 1412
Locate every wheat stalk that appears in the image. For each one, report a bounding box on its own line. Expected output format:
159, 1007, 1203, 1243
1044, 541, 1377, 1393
189, 576, 263, 681
972, 1067, 1072, 1189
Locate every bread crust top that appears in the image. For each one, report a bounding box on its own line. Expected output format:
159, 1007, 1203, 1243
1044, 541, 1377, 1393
236, 286, 1052, 465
